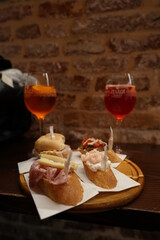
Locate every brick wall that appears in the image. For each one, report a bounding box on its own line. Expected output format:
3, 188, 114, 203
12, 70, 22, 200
0, 0, 160, 145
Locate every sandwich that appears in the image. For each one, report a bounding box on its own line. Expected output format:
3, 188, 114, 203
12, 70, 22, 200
32, 132, 71, 159
78, 138, 106, 153
79, 137, 122, 163
81, 148, 117, 189
29, 154, 83, 205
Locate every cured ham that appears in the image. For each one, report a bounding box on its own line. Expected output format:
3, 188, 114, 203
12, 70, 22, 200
29, 161, 68, 188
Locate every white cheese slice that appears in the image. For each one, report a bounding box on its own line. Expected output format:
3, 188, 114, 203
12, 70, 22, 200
38, 158, 64, 169
39, 154, 77, 170
40, 154, 66, 163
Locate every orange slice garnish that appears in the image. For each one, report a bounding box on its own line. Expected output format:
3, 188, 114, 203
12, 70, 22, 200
32, 85, 56, 95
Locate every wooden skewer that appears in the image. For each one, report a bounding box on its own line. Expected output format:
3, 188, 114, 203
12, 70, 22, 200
101, 144, 107, 171
64, 149, 71, 176
50, 126, 55, 139
108, 126, 113, 151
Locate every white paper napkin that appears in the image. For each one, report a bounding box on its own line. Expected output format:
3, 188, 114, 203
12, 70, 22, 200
18, 157, 37, 174
111, 153, 127, 168
76, 165, 140, 192
24, 173, 98, 220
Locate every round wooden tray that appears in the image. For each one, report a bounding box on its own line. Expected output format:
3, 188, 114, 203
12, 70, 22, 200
19, 159, 144, 213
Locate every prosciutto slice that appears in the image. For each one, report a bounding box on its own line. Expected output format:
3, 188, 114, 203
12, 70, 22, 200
29, 161, 68, 188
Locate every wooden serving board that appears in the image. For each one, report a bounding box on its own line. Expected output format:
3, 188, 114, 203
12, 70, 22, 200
19, 159, 144, 213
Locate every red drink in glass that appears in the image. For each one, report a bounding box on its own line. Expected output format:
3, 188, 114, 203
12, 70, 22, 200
104, 85, 136, 121
24, 85, 56, 120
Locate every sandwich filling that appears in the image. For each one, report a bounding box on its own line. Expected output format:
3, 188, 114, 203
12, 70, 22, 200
29, 155, 77, 188
80, 138, 106, 152
29, 161, 71, 188
81, 149, 111, 172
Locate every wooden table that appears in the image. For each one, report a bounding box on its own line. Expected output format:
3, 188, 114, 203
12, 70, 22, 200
0, 136, 159, 230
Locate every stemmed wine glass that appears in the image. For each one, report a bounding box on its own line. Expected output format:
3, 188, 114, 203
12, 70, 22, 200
24, 72, 56, 136
104, 73, 136, 153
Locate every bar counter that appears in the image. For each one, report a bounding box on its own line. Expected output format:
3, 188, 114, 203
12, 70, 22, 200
0, 136, 159, 230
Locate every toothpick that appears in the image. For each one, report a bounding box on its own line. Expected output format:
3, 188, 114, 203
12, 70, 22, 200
50, 126, 55, 139
45, 73, 49, 86
128, 73, 132, 85
101, 144, 107, 171
65, 149, 71, 176
108, 126, 113, 151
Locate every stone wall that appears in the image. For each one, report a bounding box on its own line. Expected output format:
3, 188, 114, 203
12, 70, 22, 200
0, 0, 160, 145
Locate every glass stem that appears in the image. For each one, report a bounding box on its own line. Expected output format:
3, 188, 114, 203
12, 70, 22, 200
39, 118, 44, 136
115, 119, 122, 154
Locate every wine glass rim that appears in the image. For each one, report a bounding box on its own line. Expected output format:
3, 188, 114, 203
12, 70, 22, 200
105, 84, 136, 88
105, 73, 135, 86
24, 72, 52, 75
24, 72, 56, 87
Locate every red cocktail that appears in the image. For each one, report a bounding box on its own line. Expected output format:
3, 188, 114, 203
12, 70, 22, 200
104, 85, 136, 121
104, 74, 136, 153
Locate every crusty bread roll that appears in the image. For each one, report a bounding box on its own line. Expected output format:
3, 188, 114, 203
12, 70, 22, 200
81, 149, 117, 189
34, 133, 65, 152
29, 157, 83, 206
33, 132, 71, 159
107, 150, 123, 163
38, 172, 83, 205
83, 162, 117, 189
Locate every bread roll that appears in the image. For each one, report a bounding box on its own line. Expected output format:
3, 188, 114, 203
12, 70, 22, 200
33, 132, 72, 159
29, 157, 83, 206
81, 149, 117, 189
38, 172, 83, 205
83, 161, 117, 189
34, 133, 65, 152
